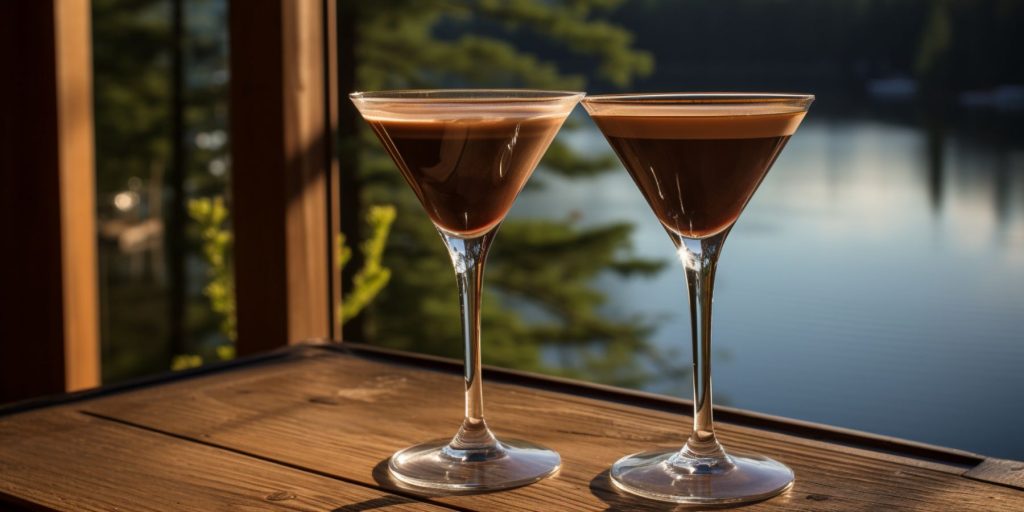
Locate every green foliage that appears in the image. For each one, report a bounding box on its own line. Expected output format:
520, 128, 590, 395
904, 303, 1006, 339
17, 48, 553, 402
338, 205, 396, 325
364, 206, 672, 386
169, 343, 234, 371
356, 0, 652, 91
345, 1, 680, 387
536, 136, 619, 177
93, 0, 228, 197
100, 0, 678, 387
355, 0, 652, 180
176, 197, 395, 371
92, 0, 172, 196
187, 196, 235, 341
93, 0, 232, 382
170, 354, 203, 371
170, 195, 236, 371
473, 0, 654, 87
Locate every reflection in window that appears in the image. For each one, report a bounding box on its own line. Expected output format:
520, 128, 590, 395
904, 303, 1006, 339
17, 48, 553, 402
93, 0, 231, 382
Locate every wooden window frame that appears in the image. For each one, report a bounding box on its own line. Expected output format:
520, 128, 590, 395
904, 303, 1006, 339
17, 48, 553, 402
0, 0, 340, 402
229, 0, 340, 355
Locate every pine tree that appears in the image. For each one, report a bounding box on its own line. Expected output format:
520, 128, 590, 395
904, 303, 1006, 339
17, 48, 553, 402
341, 0, 679, 387
93, 0, 230, 381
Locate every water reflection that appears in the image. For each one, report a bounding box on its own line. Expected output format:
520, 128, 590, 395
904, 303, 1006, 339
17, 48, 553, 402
509, 103, 1024, 460
924, 111, 945, 215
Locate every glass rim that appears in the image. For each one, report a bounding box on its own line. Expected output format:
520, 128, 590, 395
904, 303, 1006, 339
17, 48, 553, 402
582, 92, 814, 106
350, 89, 586, 104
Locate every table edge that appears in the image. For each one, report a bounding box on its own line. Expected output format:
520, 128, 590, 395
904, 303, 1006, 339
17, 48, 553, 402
4, 339, 1022, 490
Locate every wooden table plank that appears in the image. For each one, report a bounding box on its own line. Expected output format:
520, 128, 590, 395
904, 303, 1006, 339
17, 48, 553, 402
966, 458, 1024, 489
78, 346, 1024, 511
0, 408, 448, 511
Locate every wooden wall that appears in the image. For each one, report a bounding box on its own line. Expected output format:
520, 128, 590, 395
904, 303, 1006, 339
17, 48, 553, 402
0, 0, 101, 403
0, 0, 340, 402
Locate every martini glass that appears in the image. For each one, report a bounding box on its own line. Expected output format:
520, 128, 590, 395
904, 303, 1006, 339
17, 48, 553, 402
582, 93, 813, 505
350, 89, 583, 492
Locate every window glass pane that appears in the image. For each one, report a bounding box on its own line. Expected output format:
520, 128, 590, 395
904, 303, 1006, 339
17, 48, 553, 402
341, 2, 1024, 461
94, 0, 232, 382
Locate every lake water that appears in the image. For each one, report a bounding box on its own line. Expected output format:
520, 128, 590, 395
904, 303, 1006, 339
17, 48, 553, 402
509, 106, 1024, 460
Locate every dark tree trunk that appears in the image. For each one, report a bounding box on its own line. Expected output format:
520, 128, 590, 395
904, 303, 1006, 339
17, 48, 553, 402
167, 0, 187, 358
337, 1, 365, 342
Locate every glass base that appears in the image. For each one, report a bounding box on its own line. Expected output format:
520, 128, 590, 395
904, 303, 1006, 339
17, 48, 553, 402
610, 449, 794, 505
388, 437, 561, 492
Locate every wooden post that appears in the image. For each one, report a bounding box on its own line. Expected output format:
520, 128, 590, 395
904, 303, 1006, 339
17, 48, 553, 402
0, 0, 101, 402
229, 0, 337, 354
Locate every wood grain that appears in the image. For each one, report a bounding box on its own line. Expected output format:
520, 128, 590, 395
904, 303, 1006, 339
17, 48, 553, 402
53, 0, 100, 392
0, 409, 447, 511
229, 1, 332, 354
965, 458, 1024, 490
79, 348, 1024, 511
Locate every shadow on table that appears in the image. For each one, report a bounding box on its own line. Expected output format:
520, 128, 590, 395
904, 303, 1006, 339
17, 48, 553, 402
329, 459, 451, 511
589, 469, 690, 511
331, 495, 422, 512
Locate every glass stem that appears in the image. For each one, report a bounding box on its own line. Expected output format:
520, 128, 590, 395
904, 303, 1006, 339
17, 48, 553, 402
673, 230, 730, 464
440, 229, 501, 455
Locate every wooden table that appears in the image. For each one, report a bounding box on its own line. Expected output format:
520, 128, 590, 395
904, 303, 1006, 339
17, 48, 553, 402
1, 342, 1022, 511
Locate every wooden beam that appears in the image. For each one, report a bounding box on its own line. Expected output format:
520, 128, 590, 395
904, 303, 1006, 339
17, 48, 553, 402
0, 0, 100, 402
229, 0, 334, 355
54, 0, 100, 393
